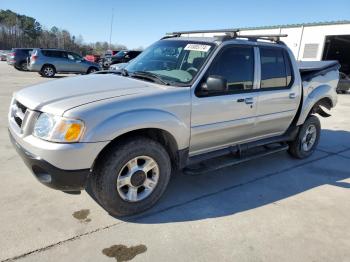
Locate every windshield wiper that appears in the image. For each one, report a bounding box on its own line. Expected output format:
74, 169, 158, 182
95, 68, 129, 76
131, 71, 169, 85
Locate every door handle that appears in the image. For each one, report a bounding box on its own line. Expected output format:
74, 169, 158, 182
244, 97, 254, 104
289, 93, 296, 99
237, 98, 254, 104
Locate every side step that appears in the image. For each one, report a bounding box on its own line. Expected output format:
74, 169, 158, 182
183, 143, 289, 176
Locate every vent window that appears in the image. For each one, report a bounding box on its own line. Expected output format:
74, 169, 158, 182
303, 44, 319, 59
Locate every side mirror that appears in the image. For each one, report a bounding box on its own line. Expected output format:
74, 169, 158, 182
201, 75, 227, 94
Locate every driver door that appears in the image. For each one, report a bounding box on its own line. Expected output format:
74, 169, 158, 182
190, 45, 259, 156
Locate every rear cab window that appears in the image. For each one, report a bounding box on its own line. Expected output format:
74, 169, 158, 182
259, 47, 293, 90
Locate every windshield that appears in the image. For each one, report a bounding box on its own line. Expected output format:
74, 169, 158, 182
125, 40, 215, 85
115, 51, 127, 57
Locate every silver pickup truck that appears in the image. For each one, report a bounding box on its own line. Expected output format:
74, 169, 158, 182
8, 30, 339, 216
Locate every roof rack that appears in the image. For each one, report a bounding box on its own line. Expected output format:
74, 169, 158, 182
170, 29, 239, 36
234, 34, 288, 43
162, 29, 287, 44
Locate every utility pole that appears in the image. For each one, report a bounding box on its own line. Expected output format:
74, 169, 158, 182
109, 8, 114, 50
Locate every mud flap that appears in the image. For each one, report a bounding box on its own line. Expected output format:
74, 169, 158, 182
316, 105, 331, 117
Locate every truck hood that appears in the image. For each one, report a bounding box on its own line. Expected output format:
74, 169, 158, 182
15, 74, 166, 115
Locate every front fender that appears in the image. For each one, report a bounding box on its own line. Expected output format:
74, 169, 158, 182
296, 84, 337, 126
82, 109, 190, 150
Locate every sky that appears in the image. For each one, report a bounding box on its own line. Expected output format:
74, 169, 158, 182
0, 0, 350, 49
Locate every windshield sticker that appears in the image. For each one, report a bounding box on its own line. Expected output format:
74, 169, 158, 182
184, 44, 211, 52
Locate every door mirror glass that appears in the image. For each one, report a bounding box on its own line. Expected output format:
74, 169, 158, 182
201, 75, 227, 94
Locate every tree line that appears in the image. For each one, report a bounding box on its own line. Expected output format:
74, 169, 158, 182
0, 9, 129, 55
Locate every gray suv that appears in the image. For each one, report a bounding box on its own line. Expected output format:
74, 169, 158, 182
29, 49, 101, 77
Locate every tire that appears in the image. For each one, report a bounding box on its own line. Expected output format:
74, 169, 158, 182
92, 137, 172, 217
288, 115, 321, 159
41, 65, 56, 77
87, 67, 98, 74
14, 65, 22, 71
20, 61, 28, 71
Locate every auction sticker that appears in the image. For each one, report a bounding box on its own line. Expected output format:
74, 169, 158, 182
184, 44, 211, 52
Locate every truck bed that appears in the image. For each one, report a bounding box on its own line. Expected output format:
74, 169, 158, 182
298, 61, 340, 81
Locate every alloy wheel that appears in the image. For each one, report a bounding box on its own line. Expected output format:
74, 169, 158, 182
116, 156, 159, 202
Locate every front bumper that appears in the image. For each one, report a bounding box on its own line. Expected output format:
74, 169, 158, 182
9, 130, 90, 191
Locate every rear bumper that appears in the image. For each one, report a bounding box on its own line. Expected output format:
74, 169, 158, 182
9, 130, 90, 191
28, 63, 41, 72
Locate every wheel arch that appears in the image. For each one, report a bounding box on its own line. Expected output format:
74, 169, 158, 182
296, 84, 336, 126
92, 128, 184, 172
87, 66, 99, 73
41, 63, 56, 72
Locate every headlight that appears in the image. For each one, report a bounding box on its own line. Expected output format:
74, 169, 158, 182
33, 113, 85, 143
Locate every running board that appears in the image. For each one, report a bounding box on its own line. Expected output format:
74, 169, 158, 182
183, 144, 289, 176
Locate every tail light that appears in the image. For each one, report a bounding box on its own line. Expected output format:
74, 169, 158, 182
31, 55, 38, 61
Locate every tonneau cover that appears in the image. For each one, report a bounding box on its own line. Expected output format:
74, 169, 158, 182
297, 60, 340, 81
297, 61, 339, 72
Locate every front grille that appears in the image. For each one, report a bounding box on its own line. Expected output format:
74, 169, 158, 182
11, 100, 28, 128
16, 101, 27, 114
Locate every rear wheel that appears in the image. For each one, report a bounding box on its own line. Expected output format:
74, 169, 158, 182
288, 115, 321, 159
92, 137, 172, 217
20, 61, 28, 71
41, 65, 56, 77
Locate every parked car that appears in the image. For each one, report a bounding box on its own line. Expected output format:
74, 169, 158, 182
7, 48, 33, 71
99, 51, 120, 69
9, 30, 340, 216
0, 50, 10, 61
109, 61, 129, 71
84, 54, 101, 63
29, 48, 101, 77
336, 72, 350, 94
110, 50, 141, 66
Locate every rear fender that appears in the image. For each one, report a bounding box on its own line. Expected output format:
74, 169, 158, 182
296, 84, 336, 125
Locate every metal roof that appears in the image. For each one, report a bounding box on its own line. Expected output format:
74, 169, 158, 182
239, 20, 350, 31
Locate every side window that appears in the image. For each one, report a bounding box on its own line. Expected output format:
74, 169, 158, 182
67, 52, 80, 60
260, 48, 292, 89
130, 51, 140, 59
67, 53, 75, 60
43, 50, 64, 58
206, 46, 255, 93
284, 51, 292, 86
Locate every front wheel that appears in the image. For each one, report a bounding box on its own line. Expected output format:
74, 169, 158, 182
92, 137, 172, 217
288, 115, 321, 159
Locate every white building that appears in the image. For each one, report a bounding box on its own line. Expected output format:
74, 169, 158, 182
187, 21, 350, 74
